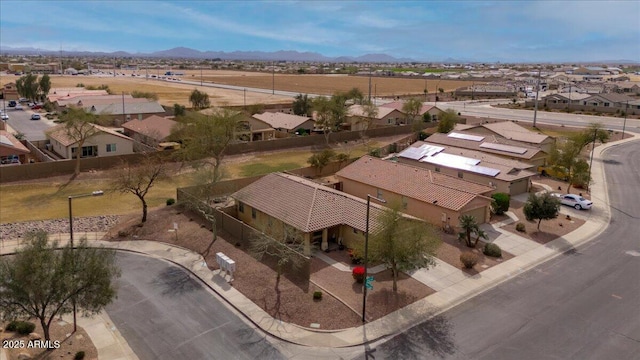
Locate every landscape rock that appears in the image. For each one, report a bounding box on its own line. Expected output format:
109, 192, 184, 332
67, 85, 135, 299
28, 332, 42, 340
0, 216, 121, 240
17, 352, 32, 360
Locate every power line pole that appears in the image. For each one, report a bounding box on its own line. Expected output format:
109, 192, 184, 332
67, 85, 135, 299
622, 100, 629, 139
532, 68, 541, 128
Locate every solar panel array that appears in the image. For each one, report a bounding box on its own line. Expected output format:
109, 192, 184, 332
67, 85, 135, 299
421, 153, 501, 177
479, 142, 528, 154
398, 144, 444, 160
448, 132, 485, 142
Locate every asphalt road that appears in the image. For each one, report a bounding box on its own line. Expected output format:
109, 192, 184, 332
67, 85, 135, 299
106, 252, 284, 360
366, 140, 640, 360
1, 100, 54, 141
438, 100, 640, 134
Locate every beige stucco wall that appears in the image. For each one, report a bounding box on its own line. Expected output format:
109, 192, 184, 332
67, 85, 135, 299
55, 132, 134, 159
337, 176, 487, 228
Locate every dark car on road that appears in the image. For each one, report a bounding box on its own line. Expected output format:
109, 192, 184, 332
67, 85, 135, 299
8, 100, 17, 107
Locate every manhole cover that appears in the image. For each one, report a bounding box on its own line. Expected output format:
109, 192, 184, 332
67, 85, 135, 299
625, 250, 640, 257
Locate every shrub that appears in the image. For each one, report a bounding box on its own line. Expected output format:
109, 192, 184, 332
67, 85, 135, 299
313, 291, 323, 300
516, 222, 526, 232
166, 198, 176, 206
15, 321, 35, 335
369, 148, 381, 158
352, 266, 365, 283
74, 351, 86, 360
491, 193, 510, 215
460, 252, 479, 269
117, 230, 128, 237
5, 321, 19, 332
483, 243, 502, 258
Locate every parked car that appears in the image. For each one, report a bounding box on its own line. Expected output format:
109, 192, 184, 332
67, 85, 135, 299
14, 104, 23, 110
19, 98, 28, 103
30, 103, 42, 110
30, 114, 41, 120
1, 114, 8, 120
8, 100, 17, 107
552, 193, 593, 210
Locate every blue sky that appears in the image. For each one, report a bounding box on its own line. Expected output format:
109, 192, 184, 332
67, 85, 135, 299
1, 1, 638, 62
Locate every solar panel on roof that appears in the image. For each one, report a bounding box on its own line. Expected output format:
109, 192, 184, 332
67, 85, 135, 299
421, 153, 500, 177
448, 132, 485, 142
480, 142, 528, 154
398, 144, 444, 160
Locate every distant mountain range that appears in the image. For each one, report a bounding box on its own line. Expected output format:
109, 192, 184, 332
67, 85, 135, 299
0, 46, 637, 64
0, 46, 418, 63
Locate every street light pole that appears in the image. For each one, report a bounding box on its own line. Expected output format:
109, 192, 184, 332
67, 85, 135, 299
68, 190, 104, 333
622, 100, 629, 139
588, 127, 597, 193
533, 68, 541, 128
362, 194, 386, 323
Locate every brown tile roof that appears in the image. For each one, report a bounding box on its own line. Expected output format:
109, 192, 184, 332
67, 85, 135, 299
46, 123, 132, 147
380, 101, 437, 115
122, 115, 178, 141
474, 121, 550, 144
426, 132, 545, 160
231, 173, 388, 233
348, 104, 399, 119
252, 112, 312, 130
402, 141, 536, 182
336, 156, 492, 211
0, 130, 29, 154
57, 94, 135, 107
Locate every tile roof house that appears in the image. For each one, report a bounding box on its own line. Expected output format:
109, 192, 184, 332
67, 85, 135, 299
380, 101, 445, 121
336, 156, 493, 229
0, 130, 30, 164
46, 123, 134, 159
48, 89, 110, 103
426, 132, 548, 166
455, 121, 554, 152
122, 115, 178, 146
231, 172, 391, 254
397, 141, 536, 195
345, 104, 405, 131
252, 112, 314, 134
86, 100, 166, 121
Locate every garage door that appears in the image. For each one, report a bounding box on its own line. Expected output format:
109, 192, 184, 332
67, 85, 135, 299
510, 178, 529, 195
462, 206, 487, 224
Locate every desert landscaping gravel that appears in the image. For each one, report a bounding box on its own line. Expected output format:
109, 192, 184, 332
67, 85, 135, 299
0, 215, 121, 240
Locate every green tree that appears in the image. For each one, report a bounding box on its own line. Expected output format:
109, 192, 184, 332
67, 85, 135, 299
0, 231, 120, 344
15, 74, 39, 102
112, 156, 167, 223
523, 192, 561, 230
344, 87, 364, 104
402, 97, 423, 125
173, 103, 186, 117
292, 93, 313, 116
313, 95, 345, 144
58, 107, 102, 176
569, 159, 591, 189
359, 99, 379, 140
436, 109, 460, 133
39, 74, 51, 101
457, 214, 488, 248
173, 108, 241, 182
366, 205, 441, 292
189, 89, 210, 110
307, 148, 336, 175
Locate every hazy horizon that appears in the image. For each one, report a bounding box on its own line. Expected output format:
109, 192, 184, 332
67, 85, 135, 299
1, 0, 638, 63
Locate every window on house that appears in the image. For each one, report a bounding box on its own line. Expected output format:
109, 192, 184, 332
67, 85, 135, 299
604, 102, 610, 107
72, 146, 97, 158
458, 171, 463, 178
251, 208, 256, 219
106, 144, 116, 152
377, 189, 383, 199
267, 217, 273, 227
238, 202, 244, 213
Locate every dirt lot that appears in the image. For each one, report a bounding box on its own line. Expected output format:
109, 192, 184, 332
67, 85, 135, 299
1, 320, 97, 360
50, 71, 472, 107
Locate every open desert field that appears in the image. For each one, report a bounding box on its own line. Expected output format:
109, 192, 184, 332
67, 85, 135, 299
49, 70, 473, 107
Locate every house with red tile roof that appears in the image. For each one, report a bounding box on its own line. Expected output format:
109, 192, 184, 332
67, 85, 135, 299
336, 156, 493, 229
231, 172, 395, 254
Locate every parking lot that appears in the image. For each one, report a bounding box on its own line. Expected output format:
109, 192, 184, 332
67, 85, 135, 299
1, 99, 55, 141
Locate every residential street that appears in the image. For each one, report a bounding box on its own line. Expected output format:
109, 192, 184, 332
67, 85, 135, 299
365, 140, 640, 360
105, 252, 284, 360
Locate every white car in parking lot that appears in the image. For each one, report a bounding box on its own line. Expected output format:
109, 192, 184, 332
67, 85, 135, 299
552, 193, 593, 210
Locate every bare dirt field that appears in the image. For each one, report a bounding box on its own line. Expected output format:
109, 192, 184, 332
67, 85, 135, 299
1, 319, 97, 360
49, 70, 472, 107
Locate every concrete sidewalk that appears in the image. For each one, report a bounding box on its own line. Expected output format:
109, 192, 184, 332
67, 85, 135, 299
0, 135, 635, 353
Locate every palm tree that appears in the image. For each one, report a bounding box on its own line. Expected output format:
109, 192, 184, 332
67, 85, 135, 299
458, 215, 488, 248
